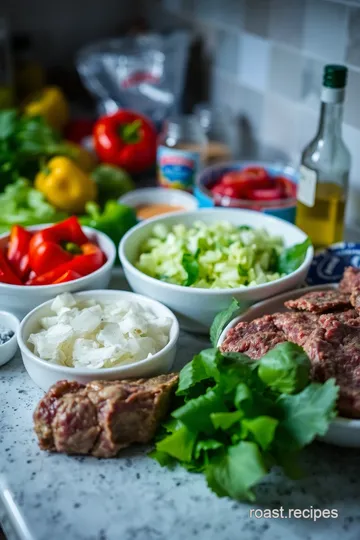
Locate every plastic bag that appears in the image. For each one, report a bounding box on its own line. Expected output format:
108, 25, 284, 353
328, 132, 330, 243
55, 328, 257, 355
76, 32, 190, 126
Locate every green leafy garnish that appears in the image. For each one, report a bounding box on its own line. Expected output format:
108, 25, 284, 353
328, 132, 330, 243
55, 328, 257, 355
277, 237, 312, 274
210, 298, 241, 347
258, 342, 310, 394
182, 253, 200, 286
151, 307, 338, 501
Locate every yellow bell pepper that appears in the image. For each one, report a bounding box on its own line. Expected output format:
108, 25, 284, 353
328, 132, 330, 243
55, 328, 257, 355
35, 157, 97, 214
65, 142, 98, 172
24, 86, 69, 132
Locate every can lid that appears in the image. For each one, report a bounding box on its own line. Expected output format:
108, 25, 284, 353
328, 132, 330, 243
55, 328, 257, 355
306, 243, 360, 285
323, 64, 348, 89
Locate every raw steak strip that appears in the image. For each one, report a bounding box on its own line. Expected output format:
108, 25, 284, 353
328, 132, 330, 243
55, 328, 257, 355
285, 290, 351, 313
220, 315, 286, 359
339, 266, 360, 293
33, 374, 179, 457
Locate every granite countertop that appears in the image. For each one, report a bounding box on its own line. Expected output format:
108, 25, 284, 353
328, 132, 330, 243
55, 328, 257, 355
2, 273, 360, 540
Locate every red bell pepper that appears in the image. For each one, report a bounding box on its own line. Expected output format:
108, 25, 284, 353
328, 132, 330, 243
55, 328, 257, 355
0, 250, 22, 285
29, 216, 89, 259
53, 270, 82, 284
7, 225, 32, 280
27, 243, 105, 285
30, 241, 73, 276
93, 110, 157, 174
29, 217, 89, 275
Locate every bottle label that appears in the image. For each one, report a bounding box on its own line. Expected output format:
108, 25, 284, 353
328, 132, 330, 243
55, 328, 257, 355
157, 145, 200, 190
297, 165, 317, 207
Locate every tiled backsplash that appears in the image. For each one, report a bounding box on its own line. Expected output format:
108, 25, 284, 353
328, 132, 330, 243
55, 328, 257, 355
157, 0, 360, 226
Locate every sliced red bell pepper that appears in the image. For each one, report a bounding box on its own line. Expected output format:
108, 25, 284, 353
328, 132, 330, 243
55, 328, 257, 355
0, 249, 22, 285
245, 187, 284, 201
27, 243, 105, 285
29, 241, 73, 276
53, 270, 82, 284
7, 225, 32, 280
29, 217, 89, 259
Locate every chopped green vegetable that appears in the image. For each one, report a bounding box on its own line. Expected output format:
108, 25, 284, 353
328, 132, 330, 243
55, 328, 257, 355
151, 309, 338, 501
0, 178, 67, 233
277, 237, 312, 274
136, 221, 287, 289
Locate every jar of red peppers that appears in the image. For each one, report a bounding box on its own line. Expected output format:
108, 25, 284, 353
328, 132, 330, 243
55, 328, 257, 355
157, 115, 207, 191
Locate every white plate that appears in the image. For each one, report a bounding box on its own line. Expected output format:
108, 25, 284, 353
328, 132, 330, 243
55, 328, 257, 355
217, 284, 360, 448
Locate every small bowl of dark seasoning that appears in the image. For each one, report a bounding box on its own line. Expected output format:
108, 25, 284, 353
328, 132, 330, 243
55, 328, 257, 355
0, 311, 20, 366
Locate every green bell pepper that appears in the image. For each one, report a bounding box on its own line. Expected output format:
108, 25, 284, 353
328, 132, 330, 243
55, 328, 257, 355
80, 200, 137, 260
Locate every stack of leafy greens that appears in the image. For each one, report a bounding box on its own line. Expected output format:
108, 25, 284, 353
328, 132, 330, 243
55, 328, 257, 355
0, 109, 72, 191
151, 301, 339, 501
0, 179, 67, 233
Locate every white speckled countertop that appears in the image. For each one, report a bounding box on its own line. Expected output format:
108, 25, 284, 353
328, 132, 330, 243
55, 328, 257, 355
1, 272, 360, 540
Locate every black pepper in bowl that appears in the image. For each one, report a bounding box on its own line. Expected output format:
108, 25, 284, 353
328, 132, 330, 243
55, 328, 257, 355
0, 326, 14, 345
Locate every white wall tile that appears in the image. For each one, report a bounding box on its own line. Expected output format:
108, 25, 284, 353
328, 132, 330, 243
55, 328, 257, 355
344, 69, 360, 130
268, 0, 305, 48
303, 0, 348, 62
343, 124, 360, 225
238, 33, 270, 92
215, 30, 241, 73
269, 45, 304, 101
262, 94, 300, 163
215, 0, 245, 29
301, 57, 324, 112
346, 8, 360, 68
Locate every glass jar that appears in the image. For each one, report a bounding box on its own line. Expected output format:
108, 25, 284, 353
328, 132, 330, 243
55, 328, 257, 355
157, 115, 207, 191
194, 103, 232, 165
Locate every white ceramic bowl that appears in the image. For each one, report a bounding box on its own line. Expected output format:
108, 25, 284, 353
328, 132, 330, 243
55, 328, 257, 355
0, 311, 20, 366
217, 284, 360, 448
119, 187, 198, 220
17, 290, 180, 391
119, 208, 313, 332
0, 225, 116, 319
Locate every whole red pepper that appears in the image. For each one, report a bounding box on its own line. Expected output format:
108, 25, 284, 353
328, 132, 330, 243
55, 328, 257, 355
7, 225, 33, 280
27, 243, 105, 286
93, 110, 157, 174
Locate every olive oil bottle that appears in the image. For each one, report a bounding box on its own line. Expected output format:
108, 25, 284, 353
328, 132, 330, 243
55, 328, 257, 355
296, 65, 351, 248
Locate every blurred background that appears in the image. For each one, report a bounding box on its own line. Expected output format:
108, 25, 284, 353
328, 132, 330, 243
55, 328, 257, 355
0, 0, 359, 224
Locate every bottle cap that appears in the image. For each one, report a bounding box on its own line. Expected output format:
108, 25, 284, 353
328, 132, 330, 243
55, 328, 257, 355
323, 65, 347, 89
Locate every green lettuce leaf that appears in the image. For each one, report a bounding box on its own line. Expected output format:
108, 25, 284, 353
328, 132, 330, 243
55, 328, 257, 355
176, 348, 221, 396
210, 298, 241, 347
210, 411, 243, 430
258, 342, 310, 394
277, 237, 311, 274
173, 387, 228, 434
277, 379, 339, 448
242, 416, 279, 451
205, 441, 268, 502
156, 424, 197, 462
194, 439, 224, 460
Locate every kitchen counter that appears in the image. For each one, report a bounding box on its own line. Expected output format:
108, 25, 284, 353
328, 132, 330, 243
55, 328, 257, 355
2, 272, 360, 540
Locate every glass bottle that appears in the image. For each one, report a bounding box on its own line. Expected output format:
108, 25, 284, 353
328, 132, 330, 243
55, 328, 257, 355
157, 115, 207, 191
295, 65, 351, 248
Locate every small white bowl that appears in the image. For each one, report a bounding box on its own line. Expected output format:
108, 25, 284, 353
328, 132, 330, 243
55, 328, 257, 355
119, 208, 313, 332
17, 290, 180, 391
0, 225, 116, 320
0, 311, 20, 366
119, 187, 198, 220
217, 284, 360, 448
